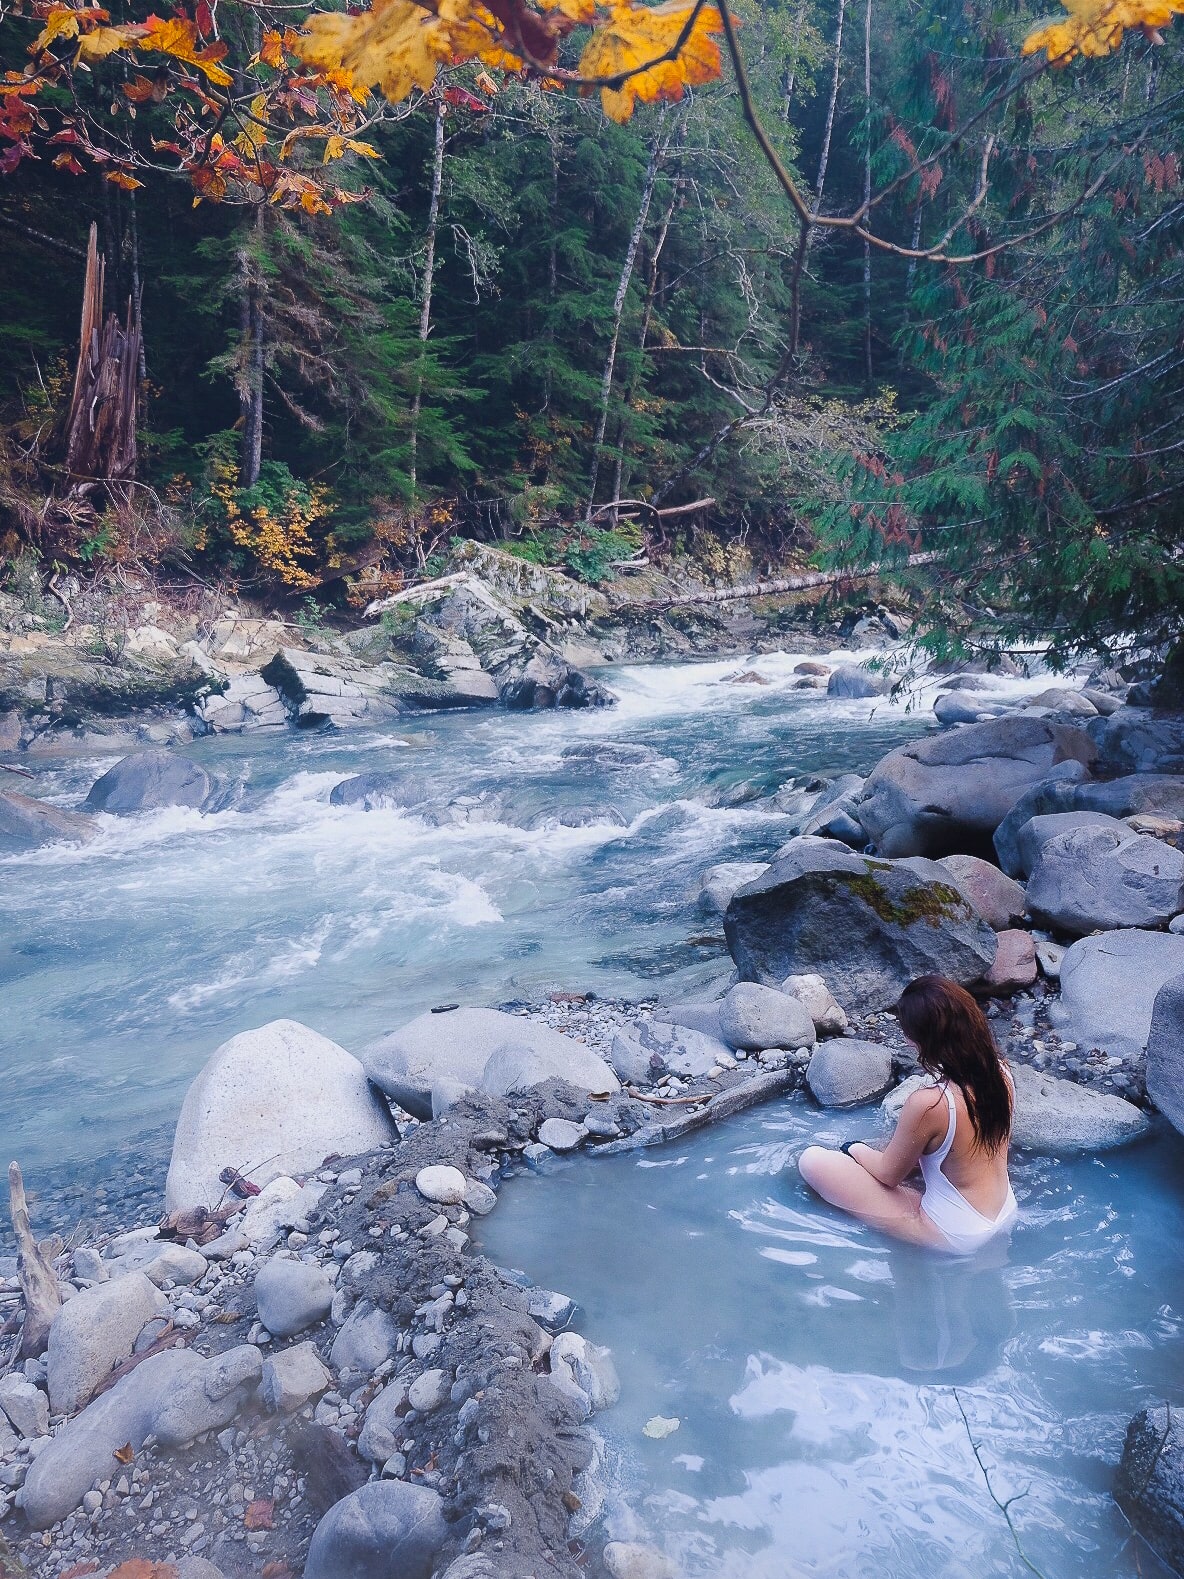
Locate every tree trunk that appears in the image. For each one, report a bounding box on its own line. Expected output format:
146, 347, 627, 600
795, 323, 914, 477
237, 207, 265, 489
542, 130, 560, 417
861, 0, 873, 387
55, 223, 140, 491
586, 122, 665, 519
128, 187, 148, 385
790, 0, 846, 355
783, 0, 809, 121
409, 93, 446, 522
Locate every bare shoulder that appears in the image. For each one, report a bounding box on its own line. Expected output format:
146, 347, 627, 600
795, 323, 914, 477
900, 1084, 948, 1131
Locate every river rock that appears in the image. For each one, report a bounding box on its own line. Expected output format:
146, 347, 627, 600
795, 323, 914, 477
780, 973, 848, 1034
828, 665, 892, 699
84, 749, 212, 814
1088, 706, 1184, 774
260, 1341, 332, 1414
933, 692, 1009, 726
331, 1301, 400, 1377
991, 760, 1095, 875
196, 672, 288, 733
603, 1543, 678, 1579
935, 854, 1026, 930
1114, 1404, 1184, 1572
363, 1007, 618, 1121
1049, 929, 1184, 1059
718, 982, 816, 1051
538, 1117, 587, 1151
407, 1369, 448, 1413
1026, 823, 1184, 934
0, 788, 98, 848
883, 1066, 1148, 1150
261, 647, 403, 728
357, 1380, 409, 1461
151, 1344, 263, 1448
19, 1348, 199, 1529
415, 1165, 468, 1205
609, 1020, 731, 1084
499, 646, 614, 710
549, 1333, 620, 1416
806, 1039, 894, 1106
1011, 810, 1126, 879
165, 1018, 396, 1211
978, 929, 1038, 995
1145, 974, 1184, 1136
995, 770, 1184, 877
856, 717, 1096, 858
698, 862, 770, 914
254, 1257, 334, 1337
104, 1238, 208, 1287
652, 1000, 726, 1040
0, 1375, 49, 1439
238, 1176, 327, 1248
1024, 685, 1097, 717
47, 1271, 168, 1416
303, 1480, 449, 1579
724, 842, 996, 1012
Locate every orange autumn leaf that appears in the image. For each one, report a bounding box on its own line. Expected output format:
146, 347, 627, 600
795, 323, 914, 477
33, 6, 83, 49
244, 1497, 275, 1529
76, 24, 151, 63
577, 0, 725, 121
113, 1442, 135, 1463
139, 16, 233, 85
295, 0, 455, 100
106, 169, 144, 188
258, 28, 286, 68
1023, 0, 1184, 61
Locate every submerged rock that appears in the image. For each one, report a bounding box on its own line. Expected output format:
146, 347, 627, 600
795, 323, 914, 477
84, 749, 212, 814
0, 787, 97, 848
724, 841, 996, 1012
1049, 929, 1184, 1060
1114, 1404, 1184, 1573
857, 716, 1096, 859
165, 1018, 396, 1211
827, 664, 892, 699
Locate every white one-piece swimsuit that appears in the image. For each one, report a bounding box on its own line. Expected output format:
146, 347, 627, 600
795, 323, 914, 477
918, 1079, 1019, 1255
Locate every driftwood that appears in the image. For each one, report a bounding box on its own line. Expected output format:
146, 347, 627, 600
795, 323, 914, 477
53, 224, 140, 492
7, 1162, 62, 1360
637, 550, 936, 610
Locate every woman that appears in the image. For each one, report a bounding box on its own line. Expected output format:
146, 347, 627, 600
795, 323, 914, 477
798, 975, 1018, 1254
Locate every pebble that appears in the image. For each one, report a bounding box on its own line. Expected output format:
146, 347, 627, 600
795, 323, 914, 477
415, 1165, 468, 1205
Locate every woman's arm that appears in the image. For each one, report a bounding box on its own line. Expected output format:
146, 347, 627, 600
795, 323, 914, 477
847, 1088, 947, 1187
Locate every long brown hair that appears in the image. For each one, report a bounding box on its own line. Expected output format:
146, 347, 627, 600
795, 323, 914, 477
895, 976, 1013, 1154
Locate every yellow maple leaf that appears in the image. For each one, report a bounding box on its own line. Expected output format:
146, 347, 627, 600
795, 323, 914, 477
345, 136, 381, 157
139, 17, 233, 85
234, 93, 270, 154
106, 169, 144, 188
76, 23, 146, 62
1023, 0, 1184, 62
295, 0, 453, 100
578, 0, 725, 122
33, 6, 81, 50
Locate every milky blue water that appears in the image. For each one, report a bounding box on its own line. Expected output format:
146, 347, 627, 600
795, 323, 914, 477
478, 1098, 1184, 1579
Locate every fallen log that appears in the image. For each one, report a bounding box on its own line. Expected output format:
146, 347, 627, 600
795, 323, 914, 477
7, 1162, 62, 1360
635, 551, 936, 611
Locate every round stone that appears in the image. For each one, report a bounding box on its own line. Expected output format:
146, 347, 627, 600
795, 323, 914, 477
414, 1166, 467, 1206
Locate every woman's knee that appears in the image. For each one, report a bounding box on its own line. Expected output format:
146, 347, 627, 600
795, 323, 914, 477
798, 1144, 834, 1188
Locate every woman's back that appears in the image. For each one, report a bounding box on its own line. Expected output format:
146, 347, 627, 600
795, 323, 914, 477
921, 1075, 1013, 1220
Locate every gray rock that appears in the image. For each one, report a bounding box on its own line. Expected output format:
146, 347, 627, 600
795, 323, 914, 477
718, 982, 816, 1051
609, 1020, 731, 1084
1034, 938, 1065, 979
1024, 685, 1098, 717
165, 1018, 395, 1211
1050, 929, 1184, 1059
151, 1344, 263, 1448
884, 1065, 1148, 1150
526, 1289, 577, 1333
177, 1561, 229, 1579
104, 1239, 208, 1287
480, 1040, 615, 1104
238, 1176, 327, 1249
0, 1374, 49, 1439
936, 854, 1026, 930
603, 1543, 679, 1579
538, 1118, 587, 1151
260, 647, 405, 728
357, 1380, 409, 1462
406, 1369, 448, 1413
698, 862, 770, 914
979, 929, 1038, 995
1013, 810, 1127, 879
806, 1039, 894, 1106
1026, 823, 1184, 934
415, 1165, 467, 1205
933, 692, 1009, 726
1088, 706, 1184, 774
254, 1257, 334, 1338
992, 760, 1095, 876
20, 1348, 199, 1529
260, 1341, 332, 1414
1114, 1404, 1184, 1572
548, 1333, 620, 1415
652, 1000, 725, 1040
84, 750, 211, 814
780, 973, 849, 1033
724, 841, 997, 1013
828, 665, 892, 699
196, 671, 288, 733
47, 1271, 168, 1416
1146, 974, 1184, 1136
331, 1301, 400, 1377
363, 1007, 618, 1121
0, 788, 97, 848
857, 716, 1096, 858
303, 1480, 449, 1579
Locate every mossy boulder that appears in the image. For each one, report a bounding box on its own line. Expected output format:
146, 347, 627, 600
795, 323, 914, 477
723, 840, 997, 1012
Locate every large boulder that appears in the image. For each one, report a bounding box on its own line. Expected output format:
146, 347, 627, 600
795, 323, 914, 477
151, 1345, 263, 1448
827, 665, 892, 699
303, 1480, 449, 1579
362, 1007, 618, 1121
884, 1066, 1148, 1150
47, 1272, 168, 1416
1088, 706, 1184, 774
995, 769, 1184, 875
717, 983, 816, 1051
196, 672, 288, 733
84, 750, 212, 814
500, 647, 614, 710
806, 1038, 893, 1106
1012, 810, 1127, 879
1026, 823, 1184, 935
0, 788, 98, 848
1114, 1405, 1184, 1572
698, 861, 770, 915
1048, 929, 1184, 1059
1146, 974, 1184, 1135
723, 842, 996, 1013
936, 854, 1025, 930
165, 1019, 397, 1211
856, 717, 1096, 858
260, 647, 402, 727
20, 1348, 199, 1528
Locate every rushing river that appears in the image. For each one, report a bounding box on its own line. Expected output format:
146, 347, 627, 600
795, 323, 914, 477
478, 1105, 1184, 1579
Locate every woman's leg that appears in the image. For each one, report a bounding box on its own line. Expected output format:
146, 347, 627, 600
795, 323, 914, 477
798, 1146, 948, 1250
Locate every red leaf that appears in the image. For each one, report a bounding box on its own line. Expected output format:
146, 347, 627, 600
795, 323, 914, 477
195, 0, 214, 35
245, 1498, 275, 1530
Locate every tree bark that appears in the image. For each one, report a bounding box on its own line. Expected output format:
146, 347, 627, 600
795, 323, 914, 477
55, 223, 140, 491
783, 0, 809, 121
790, 0, 846, 356
8, 1162, 61, 1360
237, 207, 265, 489
861, 0, 873, 387
586, 120, 666, 519
409, 93, 446, 521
